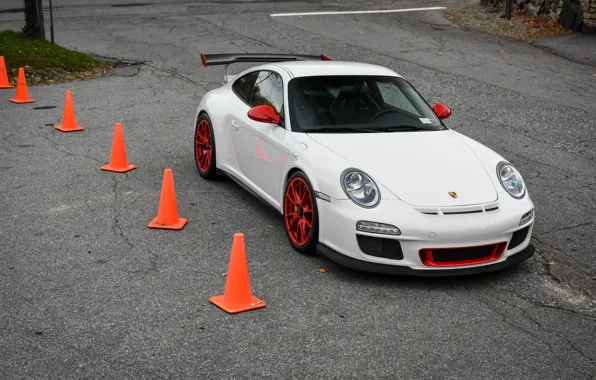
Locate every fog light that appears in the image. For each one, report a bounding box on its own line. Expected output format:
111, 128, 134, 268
356, 221, 401, 236
519, 209, 534, 226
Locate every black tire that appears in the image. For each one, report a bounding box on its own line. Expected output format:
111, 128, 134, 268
283, 171, 319, 255
194, 113, 217, 179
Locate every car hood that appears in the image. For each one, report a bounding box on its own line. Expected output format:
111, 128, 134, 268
306, 130, 498, 207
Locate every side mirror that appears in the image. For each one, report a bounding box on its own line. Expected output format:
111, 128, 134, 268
248, 105, 280, 124
433, 103, 452, 120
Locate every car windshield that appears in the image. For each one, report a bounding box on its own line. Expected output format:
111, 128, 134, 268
287, 75, 445, 133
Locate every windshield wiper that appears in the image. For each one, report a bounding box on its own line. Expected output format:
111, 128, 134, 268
305, 125, 432, 133
380, 125, 430, 132
306, 127, 381, 133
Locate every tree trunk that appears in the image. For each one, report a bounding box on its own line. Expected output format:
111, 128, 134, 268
23, 0, 46, 40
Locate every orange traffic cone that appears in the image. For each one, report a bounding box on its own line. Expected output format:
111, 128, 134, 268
55, 90, 84, 132
252, 136, 272, 162
101, 123, 136, 173
9, 67, 34, 103
210, 232, 266, 314
148, 168, 188, 230
0, 57, 13, 89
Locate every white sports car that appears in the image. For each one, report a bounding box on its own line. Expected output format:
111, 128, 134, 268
194, 52, 535, 276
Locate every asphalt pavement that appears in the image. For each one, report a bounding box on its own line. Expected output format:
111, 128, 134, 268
532, 33, 596, 68
0, 1, 595, 379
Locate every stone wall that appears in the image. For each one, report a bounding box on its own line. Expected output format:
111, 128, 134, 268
486, 0, 596, 28
583, 0, 596, 26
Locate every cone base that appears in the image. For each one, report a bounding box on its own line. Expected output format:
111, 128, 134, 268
210, 294, 266, 314
148, 217, 187, 230
0, 85, 14, 89
101, 164, 136, 173
9, 98, 35, 103
55, 125, 84, 132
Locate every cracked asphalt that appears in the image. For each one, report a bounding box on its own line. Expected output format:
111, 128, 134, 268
1, 1, 595, 379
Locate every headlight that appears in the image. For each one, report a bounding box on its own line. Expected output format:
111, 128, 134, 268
341, 169, 380, 208
497, 162, 525, 199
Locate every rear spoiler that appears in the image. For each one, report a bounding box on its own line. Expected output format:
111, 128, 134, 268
200, 52, 332, 67
200, 52, 332, 83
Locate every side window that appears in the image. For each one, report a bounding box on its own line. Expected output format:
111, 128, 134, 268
377, 82, 420, 116
232, 71, 259, 104
250, 71, 284, 115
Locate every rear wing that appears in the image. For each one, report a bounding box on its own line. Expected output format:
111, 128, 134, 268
200, 52, 332, 83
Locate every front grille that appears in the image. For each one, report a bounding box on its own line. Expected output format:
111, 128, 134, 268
419, 242, 507, 267
414, 201, 500, 216
442, 209, 483, 215
508, 226, 530, 250
356, 235, 404, 260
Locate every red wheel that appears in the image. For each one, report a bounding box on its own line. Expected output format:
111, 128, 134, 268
284, 172, 318, 254
194, 113, 216, 179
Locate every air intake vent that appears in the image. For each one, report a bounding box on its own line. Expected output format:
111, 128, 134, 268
356, 235, 403, 260
415, 201, 500, 215
442, 209, 483, 215
508, 226, 530, 250
419, 242, 507, 267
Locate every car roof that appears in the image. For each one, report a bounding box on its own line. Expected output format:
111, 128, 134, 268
257, 60, 404, 79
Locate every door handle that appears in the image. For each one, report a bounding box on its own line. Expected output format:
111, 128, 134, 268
231, 119, 240, 130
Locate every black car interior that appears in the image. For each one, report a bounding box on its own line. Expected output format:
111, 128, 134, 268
290, 77, 424, 130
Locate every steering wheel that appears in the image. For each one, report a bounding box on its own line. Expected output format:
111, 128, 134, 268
369, 109, 403, 123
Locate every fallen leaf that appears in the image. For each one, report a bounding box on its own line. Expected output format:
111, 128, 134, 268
317, 268, 327, 273
497, 49, 504, 53
547, 261, 554, 265
585, 56, 591, 60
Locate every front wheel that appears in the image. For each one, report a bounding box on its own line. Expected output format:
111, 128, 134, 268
283, 172, 319, 255
194, 113, 216, 179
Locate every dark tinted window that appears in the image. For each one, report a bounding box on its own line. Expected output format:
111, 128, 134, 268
288, 75, 444, 133
250, 71, 284, 114
232, 71, 259, 103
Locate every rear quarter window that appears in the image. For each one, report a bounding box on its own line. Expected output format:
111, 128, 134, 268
232, 71, 259, 104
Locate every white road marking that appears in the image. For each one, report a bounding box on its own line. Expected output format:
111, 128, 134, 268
270, 7, 446, 17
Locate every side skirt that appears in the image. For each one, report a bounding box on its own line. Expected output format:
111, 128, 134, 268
220, 169, 282, 215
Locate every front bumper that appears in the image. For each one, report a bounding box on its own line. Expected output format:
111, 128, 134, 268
317, 242, 535, 277
316, 193, 535, 276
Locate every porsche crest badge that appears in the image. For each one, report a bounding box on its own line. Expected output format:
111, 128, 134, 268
448, 191, 457, 198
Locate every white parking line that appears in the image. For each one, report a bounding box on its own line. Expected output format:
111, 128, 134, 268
270, 7, 446, 17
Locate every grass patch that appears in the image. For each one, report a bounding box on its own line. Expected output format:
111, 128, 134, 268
445, 0, 571, 43
0, 30, 111, 85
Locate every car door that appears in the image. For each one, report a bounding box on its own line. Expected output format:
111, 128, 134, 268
229, 70, 286, 203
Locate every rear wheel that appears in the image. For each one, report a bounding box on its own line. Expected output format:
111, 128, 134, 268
283, 172, 319, 255
194, 113, 216, 179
